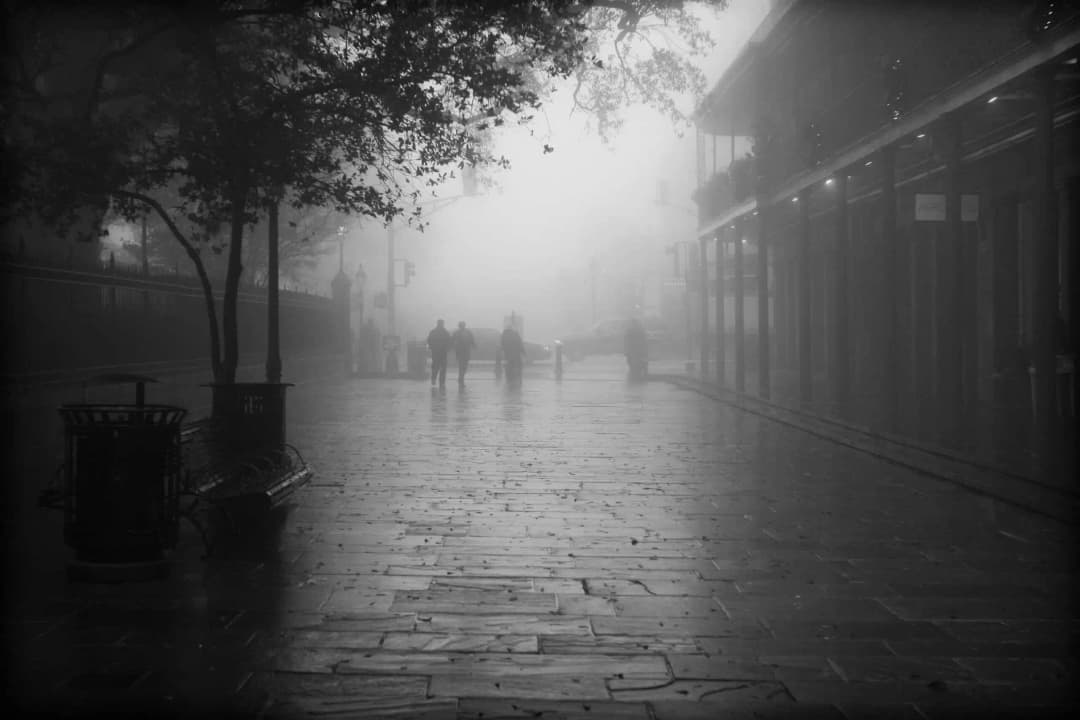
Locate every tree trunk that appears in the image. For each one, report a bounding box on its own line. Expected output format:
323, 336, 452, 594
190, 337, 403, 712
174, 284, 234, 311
111, 189, 224, 382
222, 184, 247, 384
266, 200, 281, 383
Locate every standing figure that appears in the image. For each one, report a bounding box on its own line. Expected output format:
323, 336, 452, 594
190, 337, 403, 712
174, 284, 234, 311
625, 317, 649, 381
452, 321, 476, 386
500, 324, 526, 385
427, 318, 451, 388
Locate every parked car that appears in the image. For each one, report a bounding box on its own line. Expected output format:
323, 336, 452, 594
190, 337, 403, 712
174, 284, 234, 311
465, 328, 551, 364
556, 317, 671, 361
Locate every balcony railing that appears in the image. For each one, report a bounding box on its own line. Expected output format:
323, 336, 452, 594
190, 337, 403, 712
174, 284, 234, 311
693, 154, 760, 225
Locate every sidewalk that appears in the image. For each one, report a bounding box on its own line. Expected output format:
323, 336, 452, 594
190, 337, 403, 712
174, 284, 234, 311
652, 361, 1078, 525
3, 357, 1076, 718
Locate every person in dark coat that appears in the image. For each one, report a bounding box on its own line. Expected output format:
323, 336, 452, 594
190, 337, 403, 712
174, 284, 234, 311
452, 321, 476, 386
624, 317, 649, 380
427, 318, 452, 388
500, 324, 525, 384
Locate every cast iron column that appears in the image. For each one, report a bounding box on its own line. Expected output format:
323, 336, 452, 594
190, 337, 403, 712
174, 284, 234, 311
798, 188, 812, 405
757, 206, 771, 400
715, 230, 726, 386
833, 173, 850, 411
1070, 177, 1080, 430
733, 216, 745, 392
775, 243, 787, 374
700, 235, 710, 378
881, 144, 899, 430
941, 113, 964, 444
1032, 64, 1059, 472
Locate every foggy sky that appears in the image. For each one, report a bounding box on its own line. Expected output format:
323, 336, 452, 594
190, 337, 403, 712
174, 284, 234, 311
307, 0, 770, 345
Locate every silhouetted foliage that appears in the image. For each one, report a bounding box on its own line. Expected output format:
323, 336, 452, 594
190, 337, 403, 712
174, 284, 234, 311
4, 0, 727, 382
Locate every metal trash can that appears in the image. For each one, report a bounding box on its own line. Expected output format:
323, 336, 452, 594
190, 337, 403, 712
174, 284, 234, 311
406, 341, 428, 379
59, 374, 185, 579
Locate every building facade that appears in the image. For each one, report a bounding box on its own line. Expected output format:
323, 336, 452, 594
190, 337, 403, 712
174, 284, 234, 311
692, 0, 1079, 482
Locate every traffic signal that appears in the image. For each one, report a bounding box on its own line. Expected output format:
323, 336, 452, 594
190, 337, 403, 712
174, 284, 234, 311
404, 260, 415, 286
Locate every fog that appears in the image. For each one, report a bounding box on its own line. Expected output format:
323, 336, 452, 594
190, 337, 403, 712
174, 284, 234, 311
311, 0, 770, 347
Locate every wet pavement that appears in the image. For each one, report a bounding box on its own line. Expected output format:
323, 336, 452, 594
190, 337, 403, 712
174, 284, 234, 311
3, 356, 1077, 718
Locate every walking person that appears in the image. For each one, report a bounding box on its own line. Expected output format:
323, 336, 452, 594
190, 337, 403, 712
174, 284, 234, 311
427, 318, 451, 388
624, 317, 649, 381
452, 321, 476, 386
500, 322, 526, 386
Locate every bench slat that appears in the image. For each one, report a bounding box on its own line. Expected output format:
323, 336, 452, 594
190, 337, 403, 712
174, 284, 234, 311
180, 420, 312, 508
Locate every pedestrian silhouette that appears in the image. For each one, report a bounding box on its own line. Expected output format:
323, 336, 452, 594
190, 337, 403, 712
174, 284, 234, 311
427, 318, 451, 388
625, 317, 649, 381
452, 321, 476, 386
500, 323, 525, 385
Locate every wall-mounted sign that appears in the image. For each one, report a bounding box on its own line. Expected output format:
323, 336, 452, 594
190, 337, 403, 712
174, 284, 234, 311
915, 193, 946, 221
915, 192, 980, 222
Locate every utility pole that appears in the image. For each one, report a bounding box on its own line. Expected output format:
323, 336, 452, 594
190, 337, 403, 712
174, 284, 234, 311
590, 256, 598, 324
684, 242, 692, 365
387, 224, 396, 336
331, 226, 351, 376
266, 201, 281, 383
140, 215, 149, 275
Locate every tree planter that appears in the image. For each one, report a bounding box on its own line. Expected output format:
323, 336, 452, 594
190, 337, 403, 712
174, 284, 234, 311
208, 382, 292, 452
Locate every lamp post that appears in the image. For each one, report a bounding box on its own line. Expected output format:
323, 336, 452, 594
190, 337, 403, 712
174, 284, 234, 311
265, 200, 281, 383
664, 241, 694, 365
589, 256, 599, 324
656, 183, 700, 370
140, 214, 149, 276
332, 225, 352, 374
386, 194, 465, 338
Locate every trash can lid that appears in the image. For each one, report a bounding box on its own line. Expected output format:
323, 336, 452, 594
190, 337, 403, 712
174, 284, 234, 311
86, 373, 160, 385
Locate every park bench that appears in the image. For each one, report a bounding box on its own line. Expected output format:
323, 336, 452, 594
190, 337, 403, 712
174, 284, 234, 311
178, 417, 312, 555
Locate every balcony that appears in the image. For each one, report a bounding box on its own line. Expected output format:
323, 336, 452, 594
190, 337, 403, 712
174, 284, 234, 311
692, 154, 758, 227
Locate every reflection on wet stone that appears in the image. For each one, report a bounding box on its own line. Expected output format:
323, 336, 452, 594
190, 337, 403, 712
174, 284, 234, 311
7, 361, 1076, 715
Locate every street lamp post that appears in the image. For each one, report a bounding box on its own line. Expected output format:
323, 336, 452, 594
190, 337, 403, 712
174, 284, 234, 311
683, 243, 693, 367
386, 223, 396, 337
332, 225, 352, 375
656, 186, 701, 372
665, 241, 694, 366
590, 256, 599, 324
265, 200, 281, 383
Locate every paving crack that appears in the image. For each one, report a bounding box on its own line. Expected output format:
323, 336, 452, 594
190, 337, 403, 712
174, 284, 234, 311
628, 579, 659, 596
615, 678, 676, 692
698, 682, 752, 699
826, 657, 849, 683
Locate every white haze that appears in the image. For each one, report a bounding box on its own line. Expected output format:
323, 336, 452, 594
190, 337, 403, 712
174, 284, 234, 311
314, 0, 770, 346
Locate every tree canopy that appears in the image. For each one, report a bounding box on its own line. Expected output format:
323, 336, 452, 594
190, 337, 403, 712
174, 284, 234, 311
3, 0, 727, 382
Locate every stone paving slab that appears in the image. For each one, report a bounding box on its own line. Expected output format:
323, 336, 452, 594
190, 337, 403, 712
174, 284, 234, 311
4, 357, 1077, 716
456, 697, 651, 719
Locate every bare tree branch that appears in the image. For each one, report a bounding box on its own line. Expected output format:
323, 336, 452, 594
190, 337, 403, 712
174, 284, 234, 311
110, 188, 223, 380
